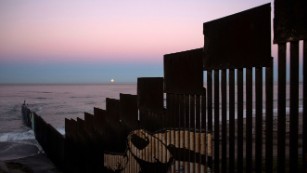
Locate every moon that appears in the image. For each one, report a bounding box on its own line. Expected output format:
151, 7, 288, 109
110, 79, 115, 83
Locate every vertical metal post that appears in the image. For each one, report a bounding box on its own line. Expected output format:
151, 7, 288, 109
246, 68, 253, 172
255, 67, 263, 172
278, 43, 286, 173
289, 41, 299, 172
214, 69, 220, 173
207, 70, 213, 170
229, 69, 235, 173
221, 69, 227, 173
265, 59, 273, 173
303, 40, 307, 173
237, 68, 244, 173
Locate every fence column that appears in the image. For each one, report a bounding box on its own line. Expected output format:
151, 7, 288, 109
203, 4, 271, 172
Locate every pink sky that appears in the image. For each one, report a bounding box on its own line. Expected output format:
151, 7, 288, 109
0, 0, 271, 63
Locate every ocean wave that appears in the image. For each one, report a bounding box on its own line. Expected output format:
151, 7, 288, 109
40, 91, 53, 94
21, 91, 53, 94
69, 96, 92, 99
0, 130, 35, 142
35, 97, 48, 100
57, 128, 65, 135
0, 128, 66, 142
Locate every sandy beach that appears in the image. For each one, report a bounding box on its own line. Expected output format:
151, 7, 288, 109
0, 142, 61, 173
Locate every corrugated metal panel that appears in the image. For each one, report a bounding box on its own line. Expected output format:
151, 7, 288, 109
274, 0, 307, 43
106, 98, 121, 122
203, 3, 271, 69
120, 93, 138, 131
137, 77, 164, 111
164, 48, 203, 94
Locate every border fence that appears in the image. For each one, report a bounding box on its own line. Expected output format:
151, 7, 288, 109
22, 0, 306, 172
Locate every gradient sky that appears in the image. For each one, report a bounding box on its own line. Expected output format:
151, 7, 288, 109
0, 0, 272, 83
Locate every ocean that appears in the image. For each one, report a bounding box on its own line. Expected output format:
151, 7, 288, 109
0, 83, 303, 143
0, 84, 137, 143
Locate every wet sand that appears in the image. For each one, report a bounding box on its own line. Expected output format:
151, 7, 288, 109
0, 142, 61, 173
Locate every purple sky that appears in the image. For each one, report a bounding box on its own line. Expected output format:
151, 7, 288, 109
0, 0, 272, 83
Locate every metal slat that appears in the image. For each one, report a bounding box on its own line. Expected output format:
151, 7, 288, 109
152, 125, 157, 172
190, 95, 196, 129
84, 112, 94, 133
202, 89, 206, 132
170, 94, 176, 173
120, 94, 138, 131
277, 43, 286, 173
196, 95, 201, 173
176, 94, 181, 172
189, 95, 195, 173
221, 69, 227, 173
203, 4, 271, 70
163, 97, 168, 169
164, 48, 204, 94
237, 68, 244, 173
184, 95, 189, 173
201, 90, 207, 172
156, 113, 160, 173
137, 77, 164, 112
93, 107, 106, 132
229, 69, 235, 173
207, 70, 213, 170
64, 118, 71, 172
274, 0, 307, 43
246, 68, 253, 173
289, 41, 299, 172
214, 69, 220, 173
265, 60, 273, 173
106, 98, 121, 122
168, 93, 175, 128
255, 67, 263, 172
167, 93, 173, 127
303, 40, 307, 173
187, 95, 191, 173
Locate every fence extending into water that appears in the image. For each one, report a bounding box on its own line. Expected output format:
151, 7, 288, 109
22, 106, 65, 171
22, 0, 306, 172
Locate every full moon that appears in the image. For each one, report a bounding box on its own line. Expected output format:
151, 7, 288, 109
110, 79, 115, 83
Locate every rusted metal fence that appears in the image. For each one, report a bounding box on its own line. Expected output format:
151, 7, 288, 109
274, 0, 307, 173
21, 0, 306, 172
102, 75, 208, 173
164, 49, 207, 173
22, 104, 65, 170
203, 3, 273, 173
202, 1, 306, 172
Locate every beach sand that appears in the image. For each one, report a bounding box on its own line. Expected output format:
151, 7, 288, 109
0, 142, 61, 173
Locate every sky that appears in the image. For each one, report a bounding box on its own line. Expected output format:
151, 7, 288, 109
0, 0, 272, 84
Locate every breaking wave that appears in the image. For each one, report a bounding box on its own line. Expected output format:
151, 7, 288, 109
0, 130, 35, 142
